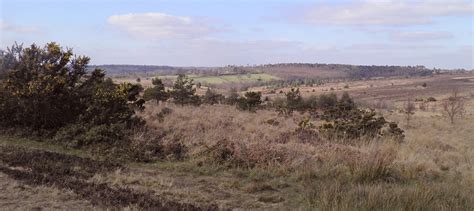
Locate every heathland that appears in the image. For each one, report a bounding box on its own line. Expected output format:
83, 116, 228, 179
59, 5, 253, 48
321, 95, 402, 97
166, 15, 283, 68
0, 43, 473, 210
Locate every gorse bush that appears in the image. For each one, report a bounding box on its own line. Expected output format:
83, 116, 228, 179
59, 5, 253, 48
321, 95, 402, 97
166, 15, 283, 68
0, 42, 144, 131
54, 123, 128, 148
319, 102, 404, 141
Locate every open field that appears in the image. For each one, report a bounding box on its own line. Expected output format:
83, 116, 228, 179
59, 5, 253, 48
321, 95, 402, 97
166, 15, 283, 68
114, 73, 279, 88
253, 73, 474, 104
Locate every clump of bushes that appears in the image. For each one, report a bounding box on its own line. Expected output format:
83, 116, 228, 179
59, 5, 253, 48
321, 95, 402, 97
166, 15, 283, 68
237, 91, 262, 111
0, 42, 152, 159
267, 91, 403, 142
319, 100, 404, 142
0, 42, 144, 131
202, 88, 225, 105
143, 78, 169, 103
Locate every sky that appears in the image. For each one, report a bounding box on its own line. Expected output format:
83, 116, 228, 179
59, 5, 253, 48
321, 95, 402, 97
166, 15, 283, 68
0, 0, 473, 69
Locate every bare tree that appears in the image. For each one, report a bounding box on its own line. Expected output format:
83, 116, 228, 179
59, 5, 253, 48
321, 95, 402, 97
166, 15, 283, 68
442, 90, 465, 124
403, 98, 416, 128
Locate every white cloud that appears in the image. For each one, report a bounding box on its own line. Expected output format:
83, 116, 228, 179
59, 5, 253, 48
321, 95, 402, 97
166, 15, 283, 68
107, 13, 219, 39
0, 20, 39, 33
390, 31, 453, 41
298, 0, 473, 26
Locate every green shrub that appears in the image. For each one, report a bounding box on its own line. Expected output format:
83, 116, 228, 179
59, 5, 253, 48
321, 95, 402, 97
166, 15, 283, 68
318, 93, 338, 109
285, 88, 304, 113
237, 91, 262, 111
143, 78, 169, 103
0, 42, 144, 131
54, 123, 127, 148
169, 74, 200, 106
319, 104, 404, 141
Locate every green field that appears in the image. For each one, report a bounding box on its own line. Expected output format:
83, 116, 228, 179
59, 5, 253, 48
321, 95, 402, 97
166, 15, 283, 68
157, 73, 279, 84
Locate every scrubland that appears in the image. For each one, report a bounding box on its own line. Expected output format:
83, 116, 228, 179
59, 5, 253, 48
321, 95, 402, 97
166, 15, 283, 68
1, 96, 472, 210
1, 85, 472, 210
1, 42, 472, 209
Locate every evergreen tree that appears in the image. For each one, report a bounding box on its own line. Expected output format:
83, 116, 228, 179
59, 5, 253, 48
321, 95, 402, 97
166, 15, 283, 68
169, 74, 200, 106
143, 78, 169, 103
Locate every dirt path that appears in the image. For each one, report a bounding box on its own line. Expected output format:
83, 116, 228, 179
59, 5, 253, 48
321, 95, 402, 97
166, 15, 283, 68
0, 145, 218, 210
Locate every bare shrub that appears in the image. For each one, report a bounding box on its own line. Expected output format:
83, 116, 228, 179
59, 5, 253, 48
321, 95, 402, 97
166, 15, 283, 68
442, 90, 465, 124
402, 99, 415, 128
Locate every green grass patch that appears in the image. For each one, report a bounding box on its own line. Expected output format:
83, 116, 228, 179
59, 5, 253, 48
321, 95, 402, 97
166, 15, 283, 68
0, 135, 92, 159
157, 73, 279, 84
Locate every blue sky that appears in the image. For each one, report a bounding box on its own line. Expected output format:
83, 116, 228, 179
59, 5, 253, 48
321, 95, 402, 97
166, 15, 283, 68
1, 0, 473, 69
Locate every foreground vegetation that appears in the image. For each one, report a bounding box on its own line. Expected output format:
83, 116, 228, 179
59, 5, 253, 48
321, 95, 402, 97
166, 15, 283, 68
0, 42, 473, 210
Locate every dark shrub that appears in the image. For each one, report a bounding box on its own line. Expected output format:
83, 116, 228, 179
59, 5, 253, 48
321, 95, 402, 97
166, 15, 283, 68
156, 107, 173, 122
319, 104, 404, 141
339, 92, 356, 110
54, 123, 127, 148
237, 91, 262, 111
202, 88, 224, 105
169, 74, 200, 106
303, 95, 318, 110
318, 93, 338, 109
285, 88, 304, 113
0, 42, 144, 131
143, 78, 169, 103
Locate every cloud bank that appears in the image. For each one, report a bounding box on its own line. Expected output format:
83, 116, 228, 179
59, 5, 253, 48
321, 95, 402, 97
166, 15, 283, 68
296, 0, 473, 26
107, 13, 219, 39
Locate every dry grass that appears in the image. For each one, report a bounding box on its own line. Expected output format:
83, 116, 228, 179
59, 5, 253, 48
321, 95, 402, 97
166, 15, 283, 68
129, 95, 474, 209
0, 172, 94, 210
1, 83, 472, 209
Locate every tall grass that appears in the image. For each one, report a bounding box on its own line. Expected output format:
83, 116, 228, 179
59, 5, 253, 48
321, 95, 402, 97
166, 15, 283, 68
136, 99, 474, 209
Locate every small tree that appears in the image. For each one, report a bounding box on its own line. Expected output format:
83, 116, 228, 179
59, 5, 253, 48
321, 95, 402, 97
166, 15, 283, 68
285, 88, 303, 113
339, 92, 355, 110
169, 74, 200, 106
402, 99, 416, 128
237, 91, 262, 111
442, 90, 465, 124
143, 78, 169, 103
